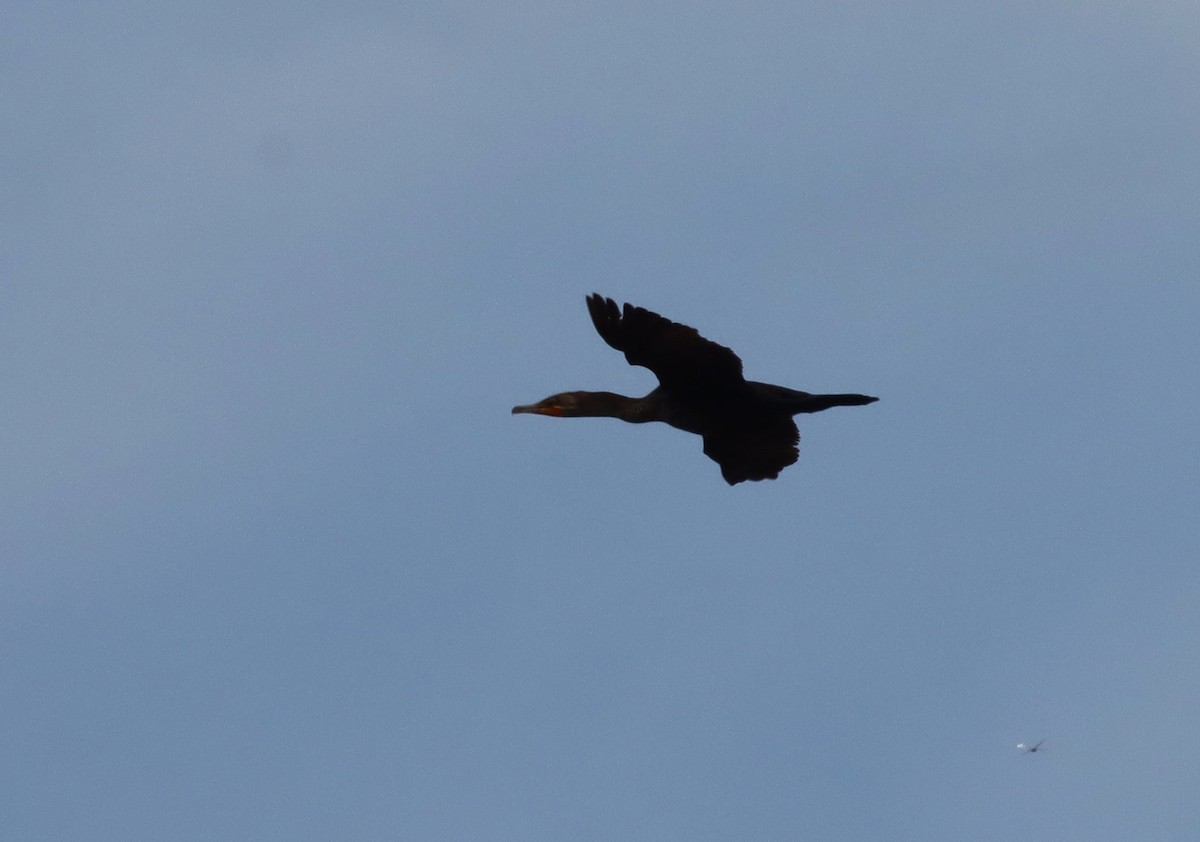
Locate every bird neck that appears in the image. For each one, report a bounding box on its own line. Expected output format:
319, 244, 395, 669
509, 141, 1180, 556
569, 391, 654, 423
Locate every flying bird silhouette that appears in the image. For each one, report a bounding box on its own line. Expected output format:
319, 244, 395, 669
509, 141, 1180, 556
512, 294, 878, 484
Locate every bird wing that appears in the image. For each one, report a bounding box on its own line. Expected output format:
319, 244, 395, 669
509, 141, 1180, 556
586, 294, 744, 392
702, 417, 800, 485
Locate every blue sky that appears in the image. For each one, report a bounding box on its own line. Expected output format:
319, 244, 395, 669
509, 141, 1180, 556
3, 2, 1198, 839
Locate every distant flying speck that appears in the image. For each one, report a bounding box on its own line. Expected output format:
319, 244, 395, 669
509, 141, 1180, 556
512, 294, 878, 485
1017, 740, 1044, 754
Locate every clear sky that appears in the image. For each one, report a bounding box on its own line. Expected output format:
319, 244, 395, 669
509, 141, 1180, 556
4, 3, 1198, 839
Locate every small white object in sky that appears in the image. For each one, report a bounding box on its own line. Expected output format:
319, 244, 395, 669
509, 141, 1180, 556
1016, 740, 1044, 754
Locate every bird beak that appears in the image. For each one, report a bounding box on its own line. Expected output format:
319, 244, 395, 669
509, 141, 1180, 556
512, 402, 563, 416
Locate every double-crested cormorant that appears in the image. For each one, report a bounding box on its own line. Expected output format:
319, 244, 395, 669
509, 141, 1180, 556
512, 294, 878, 485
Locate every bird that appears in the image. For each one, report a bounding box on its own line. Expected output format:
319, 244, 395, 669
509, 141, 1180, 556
512, 294, 878, 484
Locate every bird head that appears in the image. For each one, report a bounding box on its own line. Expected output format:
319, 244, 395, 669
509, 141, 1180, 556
511, 392, 577, 417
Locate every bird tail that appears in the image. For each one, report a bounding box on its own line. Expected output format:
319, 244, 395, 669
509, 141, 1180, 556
790, 393, 879, 414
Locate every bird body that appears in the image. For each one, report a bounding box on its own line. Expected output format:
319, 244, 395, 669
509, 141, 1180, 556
513, 294, 877, 484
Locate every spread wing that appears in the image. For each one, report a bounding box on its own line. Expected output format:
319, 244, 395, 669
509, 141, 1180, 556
586, 294, 744, 393
702, 417, 800, 485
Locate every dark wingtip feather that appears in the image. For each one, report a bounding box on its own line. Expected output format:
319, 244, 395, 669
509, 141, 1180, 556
586, 293, 624, 351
